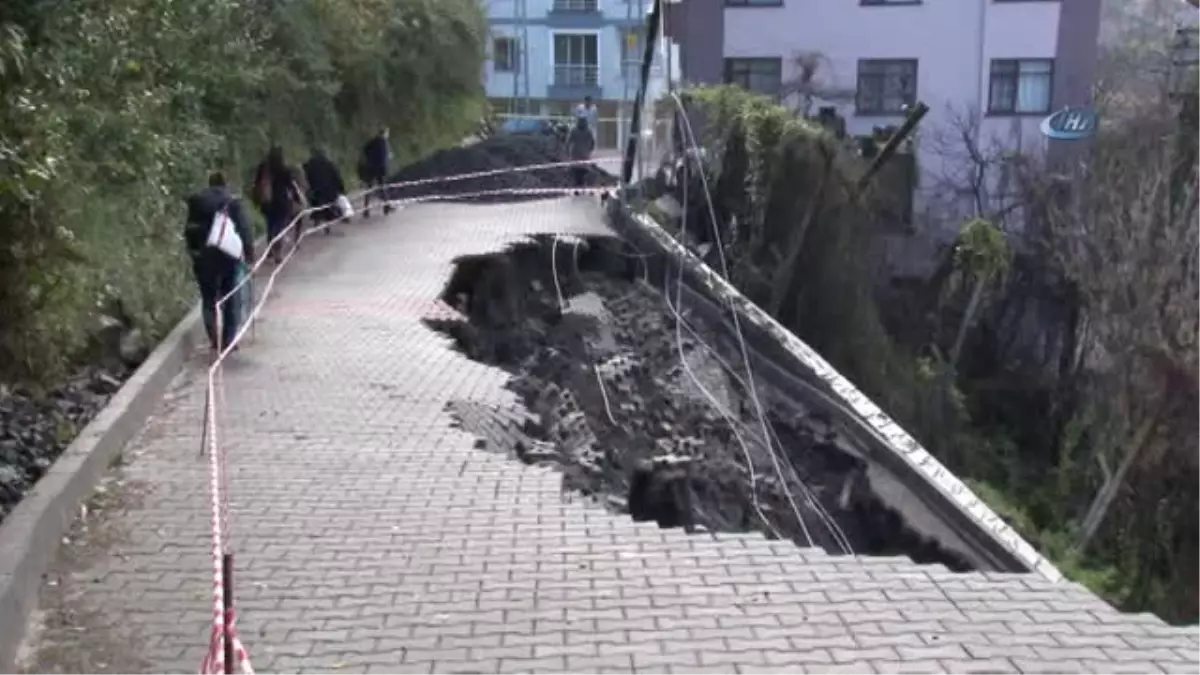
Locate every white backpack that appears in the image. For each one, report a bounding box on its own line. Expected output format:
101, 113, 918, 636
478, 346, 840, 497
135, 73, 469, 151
206, 206, 244, 260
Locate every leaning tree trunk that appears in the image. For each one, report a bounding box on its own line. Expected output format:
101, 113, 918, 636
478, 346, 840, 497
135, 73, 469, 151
1076, 411, 1159, 554
949, 272, 988, 369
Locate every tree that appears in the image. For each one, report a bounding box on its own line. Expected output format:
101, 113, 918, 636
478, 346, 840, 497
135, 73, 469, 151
0, 0, 487, 382
1040, 99, 1198, 554
778, 51, 856, 119
946, 218, 1011, 369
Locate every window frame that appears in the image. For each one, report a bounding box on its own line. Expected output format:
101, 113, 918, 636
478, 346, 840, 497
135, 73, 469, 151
987, 58, 1054, 116
855, 58, 919, 116
551, 31, 601, 87
723, 57, 784, 97
492, 37, 517, 73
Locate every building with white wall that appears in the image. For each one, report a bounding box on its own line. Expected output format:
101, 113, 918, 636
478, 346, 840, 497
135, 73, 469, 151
666, 0, 1103, 231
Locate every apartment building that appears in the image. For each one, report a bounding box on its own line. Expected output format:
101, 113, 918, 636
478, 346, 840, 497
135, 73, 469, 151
666, 0, 1103, 227
484, 0, 673, 146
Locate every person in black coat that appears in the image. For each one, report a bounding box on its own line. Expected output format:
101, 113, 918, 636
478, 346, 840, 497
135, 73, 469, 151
252, 145, 302, 263
359, 127, 393, 218
303, 146, 346, 235
185, 172, 255, 351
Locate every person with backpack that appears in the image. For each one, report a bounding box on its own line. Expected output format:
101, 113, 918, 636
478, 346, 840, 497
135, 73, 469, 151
185, 172, 255, 352
573, 95, 599, 144
566, 116, 596, 192
302, 146, 347, 235
358, 127, 393, 219
252, 145, 303, 263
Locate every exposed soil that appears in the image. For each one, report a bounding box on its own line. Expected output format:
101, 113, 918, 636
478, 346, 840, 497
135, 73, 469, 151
0, 366, 133, 524
425, 236, 977, 568
385, 134, 617, 202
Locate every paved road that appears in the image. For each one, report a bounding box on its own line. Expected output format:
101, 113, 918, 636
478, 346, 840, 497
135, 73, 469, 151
19, 198, 1200, 674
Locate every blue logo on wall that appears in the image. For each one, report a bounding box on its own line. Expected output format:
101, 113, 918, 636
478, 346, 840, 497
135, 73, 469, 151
1040, 107, 1099, 140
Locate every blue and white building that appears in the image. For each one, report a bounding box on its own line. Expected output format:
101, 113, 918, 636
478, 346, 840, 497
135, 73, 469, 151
484, 0, 674, 145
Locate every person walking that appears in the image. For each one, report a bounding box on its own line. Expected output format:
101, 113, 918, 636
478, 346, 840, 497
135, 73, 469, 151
252, 146, 303, 263
359, 127, 393, 219
302, 146, 347, 235
566, 116, 596, 192
185, 172, 255, 352
574, 95, 599, 143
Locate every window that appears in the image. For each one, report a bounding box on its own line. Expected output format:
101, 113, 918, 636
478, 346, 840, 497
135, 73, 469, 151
988, 59, 1053, 114
861, 0, 922, 5
552, 0, 598, 11
856, 59, 918, 115
553, 33, 599, 87
492, 37, 517, 72
724, 58, 783, 96
725, 0, 784, 6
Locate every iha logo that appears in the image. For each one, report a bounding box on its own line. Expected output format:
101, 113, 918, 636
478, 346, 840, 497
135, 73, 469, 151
1040, 106, 1100, 140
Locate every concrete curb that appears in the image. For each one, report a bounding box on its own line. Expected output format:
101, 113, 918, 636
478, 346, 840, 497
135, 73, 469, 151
605, 200, 1064, 583
0, 304, 203, 673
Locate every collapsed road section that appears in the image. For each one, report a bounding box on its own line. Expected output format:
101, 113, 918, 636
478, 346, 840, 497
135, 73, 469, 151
426, 234, 987, 570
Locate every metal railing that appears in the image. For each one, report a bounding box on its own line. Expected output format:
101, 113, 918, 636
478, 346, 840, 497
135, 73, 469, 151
554, 64, 600, 87
552, 0, 599, 11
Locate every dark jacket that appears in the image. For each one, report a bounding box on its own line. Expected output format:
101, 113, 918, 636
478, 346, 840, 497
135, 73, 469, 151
361, 135, 390, 178
567, 124, 595, 161
303, 152, 346, 206
185, 186, 255, 267
254, 161, 301, 219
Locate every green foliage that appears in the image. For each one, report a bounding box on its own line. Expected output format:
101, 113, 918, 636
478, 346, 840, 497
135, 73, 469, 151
0, 0, 486, 383
953, 218, 1011, 283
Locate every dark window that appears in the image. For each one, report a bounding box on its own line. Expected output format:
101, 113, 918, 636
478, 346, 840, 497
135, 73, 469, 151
552, 0, 599, 11
493, 37, 517, 72
553, 33, 599, 86
856, 59, 918, 115
988, 59, 1053, 114
724, 58, 783, 96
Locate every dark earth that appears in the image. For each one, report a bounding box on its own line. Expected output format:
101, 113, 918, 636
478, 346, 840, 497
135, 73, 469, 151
425, 235, 977, 569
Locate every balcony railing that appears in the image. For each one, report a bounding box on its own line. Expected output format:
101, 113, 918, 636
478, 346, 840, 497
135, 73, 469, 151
554, 64, 599, 87
552, 0, 599, 12
623, 61, 663, 80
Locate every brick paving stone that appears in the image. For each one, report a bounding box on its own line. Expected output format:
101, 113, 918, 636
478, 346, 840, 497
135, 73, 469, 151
17, 197, 1200, 674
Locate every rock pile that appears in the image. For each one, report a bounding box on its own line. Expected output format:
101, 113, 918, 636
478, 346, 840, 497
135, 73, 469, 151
0, 366, 129, 522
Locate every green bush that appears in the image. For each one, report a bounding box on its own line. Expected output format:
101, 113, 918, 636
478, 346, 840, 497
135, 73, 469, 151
0, 0, 486, 382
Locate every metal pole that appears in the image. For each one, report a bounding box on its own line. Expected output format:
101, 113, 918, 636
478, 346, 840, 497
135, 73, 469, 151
521, 0, 532, 114
510, 1, 518, 106
222, 553, 235, 675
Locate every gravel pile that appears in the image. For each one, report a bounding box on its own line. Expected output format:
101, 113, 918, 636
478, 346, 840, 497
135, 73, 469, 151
386, 134, 617, 202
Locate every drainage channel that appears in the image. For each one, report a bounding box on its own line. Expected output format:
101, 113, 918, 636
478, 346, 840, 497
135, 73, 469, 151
425, 234, 975, 570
